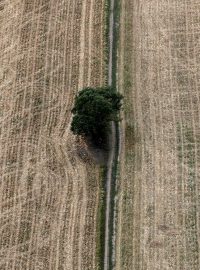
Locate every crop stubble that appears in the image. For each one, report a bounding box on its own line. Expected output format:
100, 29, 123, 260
0, 0, 106, 269
116, 0, 200, 269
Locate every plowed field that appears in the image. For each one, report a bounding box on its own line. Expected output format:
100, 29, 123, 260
0, 1, 106, 269
116, 0, 200, 269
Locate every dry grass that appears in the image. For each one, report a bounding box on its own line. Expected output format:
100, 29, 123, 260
0, 0, 106, 269
116, 0, 200, 269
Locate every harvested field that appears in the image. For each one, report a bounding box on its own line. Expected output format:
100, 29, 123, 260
0, 0, 106, 269
116, 0, 200, 269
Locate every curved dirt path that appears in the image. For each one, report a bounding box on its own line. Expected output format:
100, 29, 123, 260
104, 0, 116, 269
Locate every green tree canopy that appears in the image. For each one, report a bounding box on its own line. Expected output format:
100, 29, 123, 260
71, 87, 123, 145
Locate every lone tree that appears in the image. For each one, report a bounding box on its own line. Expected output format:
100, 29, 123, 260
71, 87, 123, 146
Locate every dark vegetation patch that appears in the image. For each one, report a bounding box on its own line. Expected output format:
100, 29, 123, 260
71, 87, 123, 149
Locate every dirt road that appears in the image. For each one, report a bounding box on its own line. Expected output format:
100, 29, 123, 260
104, 0, 116, 269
